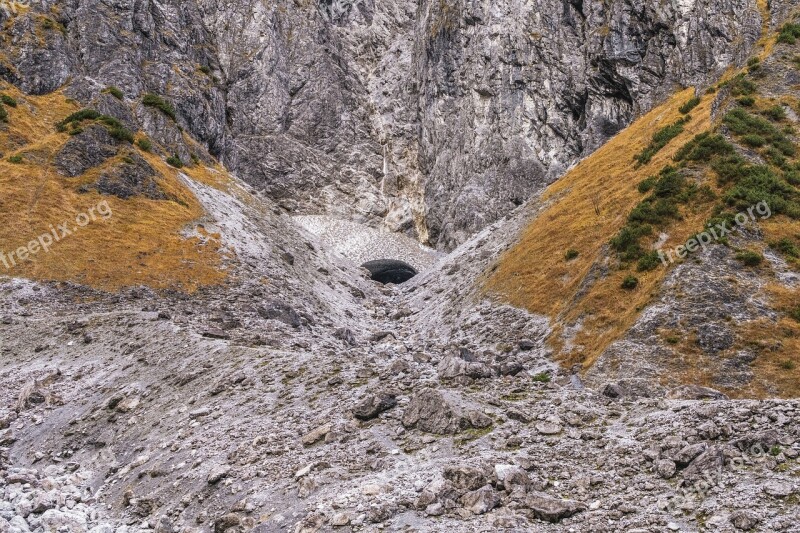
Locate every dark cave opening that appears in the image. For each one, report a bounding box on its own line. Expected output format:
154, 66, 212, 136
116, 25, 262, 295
361, 259, 418, 285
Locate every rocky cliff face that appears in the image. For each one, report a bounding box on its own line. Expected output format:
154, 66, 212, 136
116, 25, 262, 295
0, 0, 770, 249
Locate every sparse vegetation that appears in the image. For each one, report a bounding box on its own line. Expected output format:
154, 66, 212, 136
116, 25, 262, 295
565, 249, 579, 261
8, 155, 23, 164
771, 237, 800, 258
0, 105, 7, 123
532, 372, 551, 383
777, 22, 800, 45
1, 94, 17, 107
738, 96, 756, 107
621, 275, 639, 290
166, 154, 184, 168
103, 86, 124, 100
679, 97, 701, 114
137, 138, 152, 152
634, 117, 691, 167
735, 249, 763, 266
763, 105, 787, 122
143, 94, 177, 121
780, 360, 797, 371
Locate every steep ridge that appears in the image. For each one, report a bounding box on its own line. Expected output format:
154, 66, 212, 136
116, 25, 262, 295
485, 10, 800, 399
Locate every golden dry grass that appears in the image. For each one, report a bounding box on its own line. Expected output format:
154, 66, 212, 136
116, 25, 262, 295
485, 88, 724, 369
0, 85, 228, 292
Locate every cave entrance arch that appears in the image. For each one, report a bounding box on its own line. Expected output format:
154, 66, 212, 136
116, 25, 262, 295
361, 259, 418, 285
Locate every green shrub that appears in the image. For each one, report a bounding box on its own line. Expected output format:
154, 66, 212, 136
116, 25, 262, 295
738, 96, 756, 107
621, 275, 639, 290
735, 250, 763, 266
723, 164, 800, 217
638, 176, 657, 193
166, 154, 183, 168
136, 138, 152, 152
780, 360, 796, 371
728, 74, 757, 96
771, 237, 800, 258
637, 251, 662, 272
108, 126, 134, 143
0, 105, 7, 123
634, 117, 690, 167
199, 65, 211, 76
103, 86, 124, 100
679, 97, 701, 114
778, 23, 800, 45
610, 223, 652, 262
763, 105, 787, 122
742, 134, 767, 147
57, 108, 101, 130
565, 249, 579, 261
532, 372, 551, 383
724, 108, 796, 157
674, 132, 736, 162
0, 94, 17, 107
142, 94, 177, 121
790, 306, 800, 322
98, 115, 123, 128
8, 154, 23, 164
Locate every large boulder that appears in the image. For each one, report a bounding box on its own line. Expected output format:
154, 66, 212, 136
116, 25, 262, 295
55, 124, 119, 177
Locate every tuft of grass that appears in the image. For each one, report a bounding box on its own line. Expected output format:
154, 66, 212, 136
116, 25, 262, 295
634, 117, 691, 167
0, 105, 7, 123
103, 86, 124, 100
8, 155, 23, 164
621, 275, 639, 290
532, 372, 551, 383
565, 249, 579, 261
166, 154, 183, 168
735, 249, 763, 267
679, 97, 701, 115
779, 360, 796, 371
142, 94, 177, 121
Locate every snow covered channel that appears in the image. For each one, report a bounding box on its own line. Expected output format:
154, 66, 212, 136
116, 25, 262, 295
293, 215, 442, 272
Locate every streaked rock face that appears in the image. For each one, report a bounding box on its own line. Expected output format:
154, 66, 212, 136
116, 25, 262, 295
0, 1, 772, 250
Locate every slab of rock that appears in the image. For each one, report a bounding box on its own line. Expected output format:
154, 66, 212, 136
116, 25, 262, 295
460, 485, 500, 515
763, 480, 794, 498
55, 124, 119, 177
258, 300, 302, 328
207, 464, 230, 485
353, 393, 397, 420
402, 389, 472, 435
302, 423, 332, 446
535, 422, 562, 435
525, 492, 587, 523
443, 465, 488, 492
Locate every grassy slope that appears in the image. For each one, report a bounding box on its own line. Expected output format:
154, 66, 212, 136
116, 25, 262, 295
0, 84, 228, 292
486, 11, 800, 398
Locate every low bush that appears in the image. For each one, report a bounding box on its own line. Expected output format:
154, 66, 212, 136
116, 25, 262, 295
638, 176, 657, 193
763, 105, 787, 122
679, 97, 701, 114
166, 154, 183, 168
103, 86, 124, 100
564, 249, 579, 261
136, 138, 152, 152
0, 94, 17, 107
634, 117, 690, 167
738, 96, 756, 107
735, 249, 763, 266
772, 237, 800, 258
674, 132, 735, 162
777, 22, 800, 45
143, 94, 176, 121
8, 154, 23, 164
621, 275, 639, 290
0, 105, 7, 123
637, 251, 662, 272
